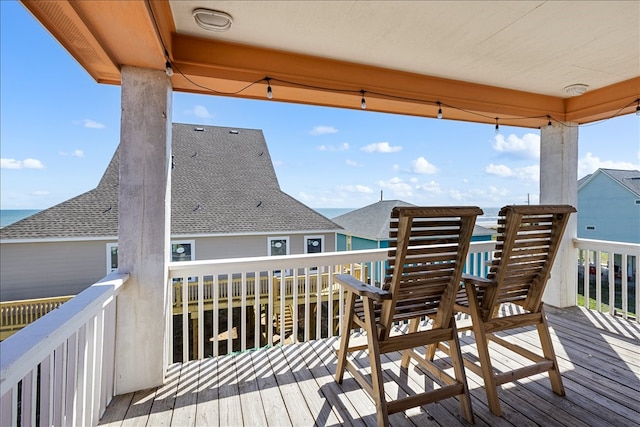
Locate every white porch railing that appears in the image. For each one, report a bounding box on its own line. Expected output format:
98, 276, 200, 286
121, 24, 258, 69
574, 238, 639, 322
167, 241, 498, 361
0, 273, 128, 427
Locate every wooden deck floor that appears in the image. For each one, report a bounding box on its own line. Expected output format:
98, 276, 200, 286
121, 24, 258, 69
99, 305, 640, 426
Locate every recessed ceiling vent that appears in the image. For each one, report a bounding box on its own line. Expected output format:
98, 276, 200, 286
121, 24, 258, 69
193, 8, 233, 32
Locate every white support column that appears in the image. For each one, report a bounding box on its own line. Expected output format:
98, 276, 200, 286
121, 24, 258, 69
115, 66, 172, 393
540, 123, 578, 308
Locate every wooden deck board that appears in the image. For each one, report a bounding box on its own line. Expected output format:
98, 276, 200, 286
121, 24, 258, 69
100, 306, 640, 426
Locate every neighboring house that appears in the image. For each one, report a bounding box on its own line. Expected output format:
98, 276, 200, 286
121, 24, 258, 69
0, 124, 342, 301
333, 200, 495, 251
577, 168, 640, 244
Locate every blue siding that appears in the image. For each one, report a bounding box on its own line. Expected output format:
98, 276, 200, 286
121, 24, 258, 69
578, 173, 640, 243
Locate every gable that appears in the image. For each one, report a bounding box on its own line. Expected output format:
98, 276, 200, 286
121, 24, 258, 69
1, 123, 341, 240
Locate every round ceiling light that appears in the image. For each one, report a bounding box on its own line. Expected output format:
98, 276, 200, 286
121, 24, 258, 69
564, 84, 589, 97
193, 8, 233, 32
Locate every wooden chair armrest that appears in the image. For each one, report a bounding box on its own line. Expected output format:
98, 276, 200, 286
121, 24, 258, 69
335, 274, 392, 301
462, 273, 494, 288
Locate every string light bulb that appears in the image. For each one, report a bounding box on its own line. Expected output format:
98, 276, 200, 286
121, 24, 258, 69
360, 91, 367, 109
547, 115, 553, 128
494, 118, 500, 134
165, 61, 174, 77
636, 99, 640, 116
266, 78, 273, 99
437, 102, 443, 119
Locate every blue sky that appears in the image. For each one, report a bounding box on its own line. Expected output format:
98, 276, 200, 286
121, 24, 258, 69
1, 1, 639, 210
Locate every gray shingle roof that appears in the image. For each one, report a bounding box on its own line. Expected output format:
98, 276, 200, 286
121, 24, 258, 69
332, 200, 416, 240
1, 124, 341, 240
599, 168, 640, 197
333, 200, 495, 240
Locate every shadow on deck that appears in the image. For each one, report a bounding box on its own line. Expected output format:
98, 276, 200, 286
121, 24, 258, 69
99, 305, 640, 426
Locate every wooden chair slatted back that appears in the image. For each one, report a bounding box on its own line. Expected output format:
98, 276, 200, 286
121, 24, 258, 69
380, 206, 482, 333
482, 205, 576, 315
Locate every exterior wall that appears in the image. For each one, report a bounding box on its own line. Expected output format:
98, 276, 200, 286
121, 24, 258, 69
578, 173, 640, 244
0, 232, 337, 302
0, 240, 112, 301
194, 232, 337, 259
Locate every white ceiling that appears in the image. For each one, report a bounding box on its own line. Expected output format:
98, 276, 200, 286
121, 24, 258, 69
169, 1, 639, 98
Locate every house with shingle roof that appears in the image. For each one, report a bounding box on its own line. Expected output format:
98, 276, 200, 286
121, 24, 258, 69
332, 199, 495, 251
577, 168, 640, 244
0, 124, 342, 301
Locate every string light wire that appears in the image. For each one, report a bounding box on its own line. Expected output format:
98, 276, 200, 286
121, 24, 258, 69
145, 0, 638, 130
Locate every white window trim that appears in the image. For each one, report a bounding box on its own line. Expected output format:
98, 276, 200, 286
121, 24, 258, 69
107, 240, 196, 273
172, 240, 196, 261
267, 236, 290, 256
304, 235, 324, 254
106, 242, 118, 273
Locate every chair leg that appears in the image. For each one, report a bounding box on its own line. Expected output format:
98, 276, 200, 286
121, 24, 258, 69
335, 291, 356, 384
466, 284, 502, 416
400, 318, 420, 368
448, 320, 475, 424
538, 306, 565, 396
363, 297, 388, 427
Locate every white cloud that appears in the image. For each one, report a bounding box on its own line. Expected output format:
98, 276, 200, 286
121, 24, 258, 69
60, 149, 84, 158
448, 186, 510, 203
485, 163, 539, 182
185, 105, 212, 118
485, 163, 512, 177
345, 159, 363, 167
336, 184, 373, 194
361, 142, 402, 153
310, 125, 338, 135
416, 180, 442, 194
492, 133, 539, 159
83, 119, 105, 129
317, 142, 349, 152
378, 177, 413, 197
411, 156, 438, 174
1, 158, 45, 169
578, 152, 638, 178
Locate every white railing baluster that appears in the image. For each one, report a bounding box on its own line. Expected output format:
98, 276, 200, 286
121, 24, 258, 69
226, 273, 233, 353
574, 238, 639, 323
254, 272, 260, 351
181, 276, 189, 363
241, 272, 247, 352
621, 254, 628, 319
267, 271, 274, 346
212, 274, 219, 357
198, 275, 204, 359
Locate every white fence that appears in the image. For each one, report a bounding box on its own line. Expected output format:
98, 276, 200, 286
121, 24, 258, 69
167, 241, 498, 362
574, 238, 639, 322
0, 273, 128, 427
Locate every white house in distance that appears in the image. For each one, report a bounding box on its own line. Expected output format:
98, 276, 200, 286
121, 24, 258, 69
577, 168, 640, 244
0, 123, 342, 302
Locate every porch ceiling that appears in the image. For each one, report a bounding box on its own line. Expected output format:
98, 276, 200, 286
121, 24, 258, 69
21, 1, 640, 128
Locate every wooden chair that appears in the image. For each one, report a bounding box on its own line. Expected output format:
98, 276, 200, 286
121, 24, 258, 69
334, 206, 482, 426
453, 204, 576, 416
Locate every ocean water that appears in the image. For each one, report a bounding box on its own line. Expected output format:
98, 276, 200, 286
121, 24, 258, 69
0, 210, 40, 228
314, 207, 501, 224
1, 206, 501, 228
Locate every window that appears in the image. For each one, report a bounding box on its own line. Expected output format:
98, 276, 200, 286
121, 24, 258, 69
268, 237, 290, 276
107, 243, 118, 273
305, 236, 324, 272
268, 237, 289, 256
172, 241, 195, 262
305, 236, 324, 254
107, 240, 195, 273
